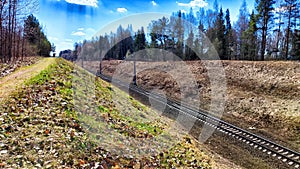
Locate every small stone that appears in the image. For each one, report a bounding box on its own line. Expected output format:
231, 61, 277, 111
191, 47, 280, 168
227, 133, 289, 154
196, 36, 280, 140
45, 164, 52, 168
35, 163, 42, 168
249, 127, 256, 130
16, 155, 23, 158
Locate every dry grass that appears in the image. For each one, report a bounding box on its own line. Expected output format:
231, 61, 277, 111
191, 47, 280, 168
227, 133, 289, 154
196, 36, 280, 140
0, 58, 56, 103
95, 60, 299, 151
0, 58, 243, 168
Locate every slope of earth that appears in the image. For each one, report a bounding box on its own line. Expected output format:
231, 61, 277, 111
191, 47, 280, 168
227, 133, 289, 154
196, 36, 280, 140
219, 61, 299, 148
0, 58, 241, 168
98, 60, 299, 150
0, 57, 41, 78
84, 59, 299, 168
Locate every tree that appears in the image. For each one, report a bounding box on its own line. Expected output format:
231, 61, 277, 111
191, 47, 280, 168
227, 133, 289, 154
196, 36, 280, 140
0, 0, 43, 62
108, 25, 134, 60
196, 7, 206, 29
243, 11, 259, 60
23, 14, 51, 56
24, 14, 40, 44
255, 0, 276, 60
225, 9, 234, 59
185, 30, 195, 60
292, 29, 300, 60
213, 0, 219, 20
235, 0, 250, 59
149, 30, 158, 48
148, 16, 169, 50
175, 11, 184, 59
134, 27, 146, 60
0, 0, 18, 62
282, 0, 299, 59
272, 0, 285, 59
214, 8, 226, 59
196, 19, 206, 58
134, 27, 146, 51
39, 35, 51, 56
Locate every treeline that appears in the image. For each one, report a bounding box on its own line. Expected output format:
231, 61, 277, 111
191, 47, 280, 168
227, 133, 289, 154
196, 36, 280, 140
0, 0, 53, 63
72, 25, 135, 61
73, 0, 300, 61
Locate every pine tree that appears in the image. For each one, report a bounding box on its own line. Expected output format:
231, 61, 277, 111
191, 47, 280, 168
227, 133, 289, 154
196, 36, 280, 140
197, 20, 205, 58
213, 0, 219, 19
134, 27, 146, 60
175, 11, 184, 59
214, 8, 226, 59
235, 0, 250, 59
292, 29, 300, 60
273, 0, 285, 59
282, 0, 299, 59
196, 7, 206, 29
243, 11, 258, 60
185, 30, 195, 60
255, 0, 276, 60
24, 14, 40, 45
24, 14, 51, 57
225, 9, 233, 59
149, 31, 158, 48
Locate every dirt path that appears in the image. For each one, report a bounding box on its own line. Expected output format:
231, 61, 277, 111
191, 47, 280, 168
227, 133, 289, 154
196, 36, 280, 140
0, 57, 56, 103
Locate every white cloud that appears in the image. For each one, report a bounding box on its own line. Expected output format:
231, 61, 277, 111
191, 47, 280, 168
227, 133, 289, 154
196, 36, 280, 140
65, 39, 73, 42
56, 41, 74, 52
49, 36, 59, 41
86, 28, 96, 34
77, 28, 84, 31
117, 7, 127, 13
72, 31, 86, 36
151, 1, 157, 6
65, 0, 98, 7
177, 0, 208, 8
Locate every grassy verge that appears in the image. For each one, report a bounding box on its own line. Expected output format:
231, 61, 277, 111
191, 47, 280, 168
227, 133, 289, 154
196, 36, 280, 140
0, 57, 55, 103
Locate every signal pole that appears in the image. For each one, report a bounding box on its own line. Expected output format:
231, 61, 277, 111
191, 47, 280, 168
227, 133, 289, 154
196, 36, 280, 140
133, 60, 137, 85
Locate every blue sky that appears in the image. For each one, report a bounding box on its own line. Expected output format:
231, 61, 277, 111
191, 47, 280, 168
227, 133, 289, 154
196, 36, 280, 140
36, 0, 254, 53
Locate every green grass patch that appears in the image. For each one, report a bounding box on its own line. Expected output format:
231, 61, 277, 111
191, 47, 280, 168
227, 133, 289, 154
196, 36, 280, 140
98, 105, 109, 112
25, 63, 55, 85
129, 96, 146, 110
60, 87, 73, 96
134, 122, 162, 135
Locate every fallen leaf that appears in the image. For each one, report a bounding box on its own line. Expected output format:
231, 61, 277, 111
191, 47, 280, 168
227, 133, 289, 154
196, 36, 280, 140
79, 159, 85, 166
45, 129, 50, 135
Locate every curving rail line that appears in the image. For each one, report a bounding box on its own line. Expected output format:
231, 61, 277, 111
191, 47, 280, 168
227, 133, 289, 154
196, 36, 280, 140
97, 73, 300, 168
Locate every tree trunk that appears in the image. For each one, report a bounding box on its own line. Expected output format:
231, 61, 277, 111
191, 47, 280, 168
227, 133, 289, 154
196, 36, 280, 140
285, 6, 292, 60
7, 0, 12, 62
261, 27, 266, 61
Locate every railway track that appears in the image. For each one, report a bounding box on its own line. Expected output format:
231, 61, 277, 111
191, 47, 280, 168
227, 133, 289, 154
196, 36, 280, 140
97, 73, 300, 168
